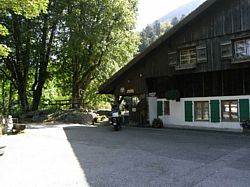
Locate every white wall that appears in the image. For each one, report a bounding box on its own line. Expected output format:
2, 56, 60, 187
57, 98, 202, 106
158, 95, 250, 131
147, 97, 157, 125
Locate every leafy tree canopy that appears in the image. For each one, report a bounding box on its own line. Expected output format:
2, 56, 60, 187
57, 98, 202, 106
59, 0, 139, 108
0, 0, 48, 58
139, 20, 171, 52
0, 0, 139, 112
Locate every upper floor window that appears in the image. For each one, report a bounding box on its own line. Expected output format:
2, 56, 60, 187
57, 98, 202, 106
180, 48, 196, 65
234, 39, 250, 59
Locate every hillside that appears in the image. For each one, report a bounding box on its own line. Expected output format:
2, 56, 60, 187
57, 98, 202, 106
158, 0, 206, 23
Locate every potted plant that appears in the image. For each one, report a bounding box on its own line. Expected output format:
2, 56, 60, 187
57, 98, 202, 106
152, 118, 164, 128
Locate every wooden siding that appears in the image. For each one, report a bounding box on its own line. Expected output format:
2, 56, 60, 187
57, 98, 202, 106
147, 68, 250, 98
103, 0, 250, 96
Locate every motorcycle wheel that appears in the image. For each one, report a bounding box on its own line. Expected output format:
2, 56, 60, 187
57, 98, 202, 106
114, 125, 119, 131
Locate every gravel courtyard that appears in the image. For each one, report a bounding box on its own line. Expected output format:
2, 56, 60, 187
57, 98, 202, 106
0, 124, 250, 187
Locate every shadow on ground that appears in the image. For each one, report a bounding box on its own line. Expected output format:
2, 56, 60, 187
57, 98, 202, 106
63, 125, 250, 186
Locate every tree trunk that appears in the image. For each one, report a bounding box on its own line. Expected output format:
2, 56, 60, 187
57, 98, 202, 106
72, 81, 81, 108
8, 83, 13, 115
18, 82, 29, 112
1, 79, 6, 115
31, 78, 46, 111
71, 55, 82, 108
31, 15, 57, 111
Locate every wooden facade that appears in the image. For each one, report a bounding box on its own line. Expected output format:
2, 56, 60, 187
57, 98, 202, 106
99, 0, 250, 125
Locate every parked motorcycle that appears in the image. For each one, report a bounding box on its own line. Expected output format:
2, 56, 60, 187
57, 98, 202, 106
111, 112, 121, 131
240, 120, 250, 129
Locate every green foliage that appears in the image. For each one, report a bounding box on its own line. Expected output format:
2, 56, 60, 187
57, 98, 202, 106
0, 0, 139, 111
0, 24, 9, 36
58, 0, 139, 107
0, 0, 48, 58
0, 0, 48, 18
139, 20, 172, 52
0, 24, 10, 58
171, 17, 179, 26
0, 44, 11, 59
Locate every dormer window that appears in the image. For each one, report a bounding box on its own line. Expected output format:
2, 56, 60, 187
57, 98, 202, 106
180, 48, 197, 65
234, 39, 250, 59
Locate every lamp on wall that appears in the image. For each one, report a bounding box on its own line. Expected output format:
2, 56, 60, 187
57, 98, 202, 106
120, 87, 125, 93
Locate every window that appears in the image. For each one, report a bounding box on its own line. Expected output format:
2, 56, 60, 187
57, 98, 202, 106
180, 48, 197, 65
234, 39, 250, 59
221, 100, 238, 122
157, 100, 170, 116
194, 101, 209, 121
164, 101, 170, 115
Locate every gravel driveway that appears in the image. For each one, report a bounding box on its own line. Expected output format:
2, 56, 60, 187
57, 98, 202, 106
0, 124, 250, 187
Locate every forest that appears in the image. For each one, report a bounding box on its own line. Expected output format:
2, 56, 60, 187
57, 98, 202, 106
0, 0, 178, 115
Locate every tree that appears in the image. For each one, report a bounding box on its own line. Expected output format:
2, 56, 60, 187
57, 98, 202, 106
153, 20, 161, 37
60, 0, 139, 108
139, 21, 171, 52
139, 25, 156, 52
0, 0, 140, 112
171, 17, 179, 26
0, 0, 62, 112
160, 21, 172, 33
0, 0, 48, 58
180, 14, 186, 21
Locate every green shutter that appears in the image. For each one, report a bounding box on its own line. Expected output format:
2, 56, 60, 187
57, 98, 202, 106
211, 100, 220, 123
239, 99, 249, 122
157, 101, 163, 116
185, 101, 193, 122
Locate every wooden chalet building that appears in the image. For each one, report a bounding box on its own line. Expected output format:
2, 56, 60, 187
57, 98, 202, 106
99, 0, 250, 131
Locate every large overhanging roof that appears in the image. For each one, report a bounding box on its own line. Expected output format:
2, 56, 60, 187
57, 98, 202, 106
99, 0, 219, 94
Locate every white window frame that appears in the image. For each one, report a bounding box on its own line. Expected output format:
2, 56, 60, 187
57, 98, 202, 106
234, 39, 250, 59
194, 101, 210, 121
180, 48, 197, 65
221, 100, 239, 122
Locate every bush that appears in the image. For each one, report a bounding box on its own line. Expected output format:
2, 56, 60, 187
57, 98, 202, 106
152, 118, 163, 128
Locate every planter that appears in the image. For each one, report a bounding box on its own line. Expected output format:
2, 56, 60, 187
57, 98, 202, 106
152, 118, 163, 128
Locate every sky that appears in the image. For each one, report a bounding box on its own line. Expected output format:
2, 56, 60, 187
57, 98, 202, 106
136, 0, 198, 31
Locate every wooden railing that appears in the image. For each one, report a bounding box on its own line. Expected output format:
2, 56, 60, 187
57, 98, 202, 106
42, 99, 82, 109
